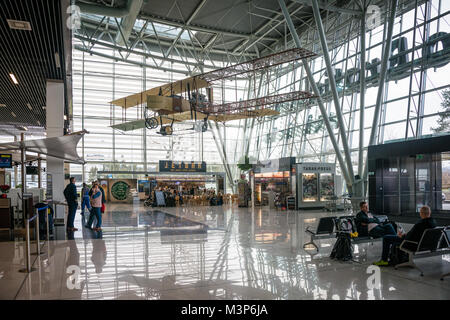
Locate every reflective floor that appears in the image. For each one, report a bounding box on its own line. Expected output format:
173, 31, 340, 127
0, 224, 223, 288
0, 202, 449, 300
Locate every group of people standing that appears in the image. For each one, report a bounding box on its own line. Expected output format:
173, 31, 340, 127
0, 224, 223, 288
63, 177, 106, 232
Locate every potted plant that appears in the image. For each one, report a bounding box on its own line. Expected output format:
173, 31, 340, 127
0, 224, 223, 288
237, 155, 255, 172
0, 184, 11, 198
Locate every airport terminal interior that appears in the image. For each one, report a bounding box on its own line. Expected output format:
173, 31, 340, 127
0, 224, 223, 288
0, 0, 450, 300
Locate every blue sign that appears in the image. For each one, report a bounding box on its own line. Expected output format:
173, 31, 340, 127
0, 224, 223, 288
0, 154, 12, 168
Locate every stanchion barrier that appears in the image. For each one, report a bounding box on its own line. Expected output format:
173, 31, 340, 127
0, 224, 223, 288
31, 206, 46, 256
19, 214, 37, 273
36, 205, 49, 240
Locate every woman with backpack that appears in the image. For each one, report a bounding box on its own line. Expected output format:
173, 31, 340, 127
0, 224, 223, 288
85, 183, 103, 231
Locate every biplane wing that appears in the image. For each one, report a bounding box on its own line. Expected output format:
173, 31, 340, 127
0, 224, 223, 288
111, 109, 280, 132
111, 116, 183, 132
109, 76, 209, 109
209, 108, 279, 122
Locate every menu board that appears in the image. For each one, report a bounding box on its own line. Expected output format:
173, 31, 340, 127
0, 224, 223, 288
287, 196, 296, 210
155, 191, 166, 207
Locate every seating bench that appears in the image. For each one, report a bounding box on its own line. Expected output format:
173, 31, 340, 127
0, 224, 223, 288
303, 216, 337, 251
304, 215, 387, 253
440, 227, 450, 280
395, 227, 450, 278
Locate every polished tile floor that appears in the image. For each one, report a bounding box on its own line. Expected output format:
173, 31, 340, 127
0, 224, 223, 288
0, 201, 449, 300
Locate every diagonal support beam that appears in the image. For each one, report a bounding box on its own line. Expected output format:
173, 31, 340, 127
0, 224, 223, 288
232, 1, 298, 54
358, 4, 367, 196
363, 0, 399, 191
278, 0, 353, 190
115, 0, 144, 46
292, 0, 362, 15
164, 0, 209, 59
311, 0, 355, 185
208, 121, 235, 193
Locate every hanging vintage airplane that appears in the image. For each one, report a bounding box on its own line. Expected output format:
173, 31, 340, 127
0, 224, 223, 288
109, 48, 318, 136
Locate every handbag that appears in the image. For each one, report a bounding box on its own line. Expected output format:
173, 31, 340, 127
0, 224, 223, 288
101, 202, 105, 213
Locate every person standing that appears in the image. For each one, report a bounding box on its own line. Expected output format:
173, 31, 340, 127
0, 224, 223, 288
81, 183, 91, 216
97, 181, 106, 213
85, 183, 103, 231
63, 177, 79, 232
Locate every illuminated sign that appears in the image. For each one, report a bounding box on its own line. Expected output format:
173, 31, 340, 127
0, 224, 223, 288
298, 163, 335, 173
159, 160, 206, 173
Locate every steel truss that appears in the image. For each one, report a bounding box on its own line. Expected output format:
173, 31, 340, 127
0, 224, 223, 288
198, 49, 316, 83
201, 91, 316, 115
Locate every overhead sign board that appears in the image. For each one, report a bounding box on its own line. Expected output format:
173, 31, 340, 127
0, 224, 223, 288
159, 160, 206, 173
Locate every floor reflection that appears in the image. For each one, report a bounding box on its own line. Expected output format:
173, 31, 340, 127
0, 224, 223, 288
0, 204, 448, 300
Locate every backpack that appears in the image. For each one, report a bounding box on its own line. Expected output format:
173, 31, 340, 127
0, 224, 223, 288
389, 243, 409, 265
330, 232, 353, 261
336, 217, 356, 233
63, 185, 70, 200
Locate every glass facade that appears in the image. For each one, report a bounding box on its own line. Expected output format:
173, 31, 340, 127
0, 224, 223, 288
1, 1, 449, 196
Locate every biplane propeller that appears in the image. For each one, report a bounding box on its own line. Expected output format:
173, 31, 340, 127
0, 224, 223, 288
109, 48, 318, 136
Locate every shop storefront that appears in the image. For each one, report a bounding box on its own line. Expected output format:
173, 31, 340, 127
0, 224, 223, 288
253, 157, 296, 208
98, 160, 226, 202
296, 163, 336, 209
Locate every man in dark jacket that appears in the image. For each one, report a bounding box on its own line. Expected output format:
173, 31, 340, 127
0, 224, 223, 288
355, 201, 396, 238
373, 205, 437, 266
64, 177, 79, 231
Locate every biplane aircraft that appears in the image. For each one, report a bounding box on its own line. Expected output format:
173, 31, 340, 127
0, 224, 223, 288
109, 48, 317, 136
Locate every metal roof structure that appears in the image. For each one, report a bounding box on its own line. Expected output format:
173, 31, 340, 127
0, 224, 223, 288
0, 0, 71, 136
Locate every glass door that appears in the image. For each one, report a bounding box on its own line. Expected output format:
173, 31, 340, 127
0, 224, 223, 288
416, 154, 431, 212
382, 158, 400, 215
302, 173, 318, 202
441, 152, 450, 211
319, 173, 334, 201
400, 157, 415, 214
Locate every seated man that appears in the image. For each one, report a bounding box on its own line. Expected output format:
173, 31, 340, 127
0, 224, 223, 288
373, 205, 437, 266
355, 201, 396, 238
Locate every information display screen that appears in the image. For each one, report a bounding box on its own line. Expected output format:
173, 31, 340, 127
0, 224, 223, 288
0, 154, 12, 168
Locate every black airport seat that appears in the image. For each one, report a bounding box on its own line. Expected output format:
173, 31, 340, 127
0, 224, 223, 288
395, 227, 450, 277
303, 216, 337, 251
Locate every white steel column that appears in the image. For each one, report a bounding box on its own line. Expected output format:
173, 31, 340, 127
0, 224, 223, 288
278, 0, 353, 191
46, 80, 66, 224
311, 0, 355, 184
363, 0, 398, 190
357, 5, 367, 197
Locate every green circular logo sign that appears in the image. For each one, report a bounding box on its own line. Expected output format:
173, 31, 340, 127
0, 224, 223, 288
111, 181, 130, 201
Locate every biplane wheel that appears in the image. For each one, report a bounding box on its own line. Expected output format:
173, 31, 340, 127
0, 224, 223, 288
165, 126, 173, 135
193, 121, 203, 132
145, 117, 159, 129
201, 122, 208, 132
160, 125, 173, 136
